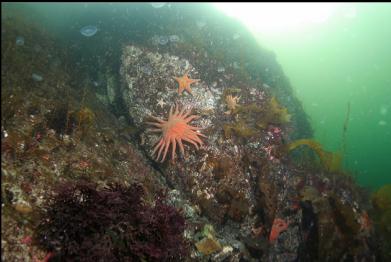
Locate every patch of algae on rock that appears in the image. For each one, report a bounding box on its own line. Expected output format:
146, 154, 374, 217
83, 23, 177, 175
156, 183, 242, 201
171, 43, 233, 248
372, 184, 391, 245
223, 96, 291, 139
372, 184, 391, 211
195, 224, 223, 255
285, 139, 342, 172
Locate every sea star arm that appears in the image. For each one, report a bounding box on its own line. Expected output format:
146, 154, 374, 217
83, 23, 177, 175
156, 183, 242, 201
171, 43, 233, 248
184, 115, 200, 123
153, 139, 164, 158
161, 137, 171, 162
146, 122, 164, 128
147, 128, 162, 133
149, 116, 165, 123
197, 132, 207, 138
178, 105, 188, 117
192, 134, 204, 145
177, 138, 185, 156
173, 104, 179, 115
169, 104, 176, 118
156, 139, 166, 161
182, 137, 200, 150
171, 136, 177, 161
189, 126, 202, 131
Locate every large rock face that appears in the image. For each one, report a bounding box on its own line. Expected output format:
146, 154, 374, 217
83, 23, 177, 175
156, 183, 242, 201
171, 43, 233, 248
120, 45, 253, 222
119, 43, 377, 261
119, 44, 297, 258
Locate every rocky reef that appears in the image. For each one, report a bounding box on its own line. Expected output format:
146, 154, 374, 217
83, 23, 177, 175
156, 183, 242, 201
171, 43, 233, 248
118, 41, 378, 260
1, 3, 386, 262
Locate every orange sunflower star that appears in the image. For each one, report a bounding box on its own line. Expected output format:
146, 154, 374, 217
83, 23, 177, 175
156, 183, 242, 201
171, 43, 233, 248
173, 70, 200, 95
147, 103, 206, 162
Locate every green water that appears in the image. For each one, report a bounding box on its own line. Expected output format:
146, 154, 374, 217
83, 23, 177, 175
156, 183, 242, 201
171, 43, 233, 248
251, 3, 391, 190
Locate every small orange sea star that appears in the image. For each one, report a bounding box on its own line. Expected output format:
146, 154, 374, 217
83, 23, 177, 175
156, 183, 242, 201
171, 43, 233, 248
173, 70, 200, 95
147, 103, 206, 162
269, 218, 288, 243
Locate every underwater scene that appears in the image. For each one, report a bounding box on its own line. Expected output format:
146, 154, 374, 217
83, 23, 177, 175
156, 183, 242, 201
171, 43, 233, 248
1, 2, 390, 261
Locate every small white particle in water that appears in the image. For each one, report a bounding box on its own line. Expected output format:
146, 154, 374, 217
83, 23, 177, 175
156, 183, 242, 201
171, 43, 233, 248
378, 120, 387, 126
16, 36, 25, 46
32, 73, 43, 82
150, 3, 166, 8
196, 20, 206, 29
3, 130, 8, 137
380, 105, 388, 115
169, 35, 180, 43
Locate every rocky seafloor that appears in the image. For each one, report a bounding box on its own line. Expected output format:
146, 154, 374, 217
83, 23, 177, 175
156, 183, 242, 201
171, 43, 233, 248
2, 3, 390, 262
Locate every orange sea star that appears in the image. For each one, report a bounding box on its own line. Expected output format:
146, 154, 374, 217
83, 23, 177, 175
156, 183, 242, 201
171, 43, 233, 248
269, 218, 289, 243
173, 70, 200, 95
147, 103, 206, 162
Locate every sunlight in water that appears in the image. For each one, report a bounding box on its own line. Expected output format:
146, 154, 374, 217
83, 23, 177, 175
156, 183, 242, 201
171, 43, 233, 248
214, 3, 341, 33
